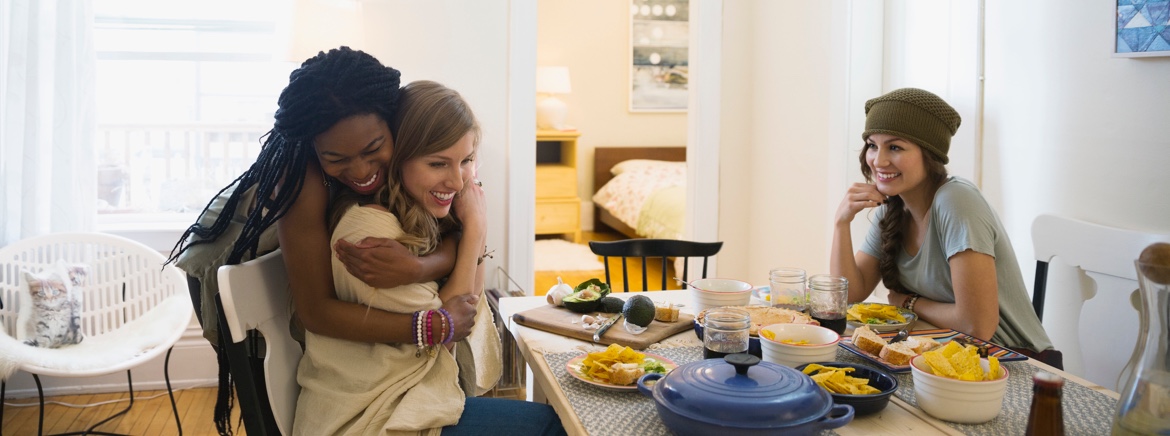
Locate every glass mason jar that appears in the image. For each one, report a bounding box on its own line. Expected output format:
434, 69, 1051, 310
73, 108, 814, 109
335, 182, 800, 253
769, 267, 808, 312
702, 307, 751, 360
808, 274, 849, 335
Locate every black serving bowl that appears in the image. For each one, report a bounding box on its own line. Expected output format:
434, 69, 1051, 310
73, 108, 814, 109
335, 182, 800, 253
795, 361, 898, 416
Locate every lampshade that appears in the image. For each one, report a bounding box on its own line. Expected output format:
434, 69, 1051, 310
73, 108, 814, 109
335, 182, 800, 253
536, 66, 572, 94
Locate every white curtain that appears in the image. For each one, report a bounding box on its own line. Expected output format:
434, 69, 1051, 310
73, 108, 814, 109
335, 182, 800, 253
0, 0, 96, 246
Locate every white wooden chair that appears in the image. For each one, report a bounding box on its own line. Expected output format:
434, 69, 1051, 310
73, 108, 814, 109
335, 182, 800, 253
0, 232, 190, 435
216, 249, 301, 435
1031, 214, 1170, 391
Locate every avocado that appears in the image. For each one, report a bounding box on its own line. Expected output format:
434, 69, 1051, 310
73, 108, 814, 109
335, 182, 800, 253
573, 278, 611, 297
622, 294, 656, 327
597, 297, 624, 314
562, 287, 604, 313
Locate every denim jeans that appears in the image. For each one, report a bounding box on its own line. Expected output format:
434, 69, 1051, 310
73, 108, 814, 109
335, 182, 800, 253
441, 397, 567, 436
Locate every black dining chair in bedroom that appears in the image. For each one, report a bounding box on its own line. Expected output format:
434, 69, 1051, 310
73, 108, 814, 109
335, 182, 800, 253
588, 239, 723, 292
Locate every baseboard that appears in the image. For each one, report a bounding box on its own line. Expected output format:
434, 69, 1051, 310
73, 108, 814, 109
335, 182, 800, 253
2, 324, 218, 399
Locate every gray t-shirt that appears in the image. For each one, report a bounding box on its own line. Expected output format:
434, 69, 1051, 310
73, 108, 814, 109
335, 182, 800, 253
861, 176, 1053, 352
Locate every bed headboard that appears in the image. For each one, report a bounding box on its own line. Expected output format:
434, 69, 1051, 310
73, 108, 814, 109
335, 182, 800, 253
592, 146, 687, 195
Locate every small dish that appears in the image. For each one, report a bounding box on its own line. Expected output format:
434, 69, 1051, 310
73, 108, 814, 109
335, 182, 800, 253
846, 303, 917, 333
839, 328, 1027, 373
565, 352, 677, 391
795, 361, 898, 416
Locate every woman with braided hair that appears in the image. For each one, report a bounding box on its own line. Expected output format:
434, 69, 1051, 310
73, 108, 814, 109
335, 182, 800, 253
169, 47, 478, 434
829, 88, 1059, 368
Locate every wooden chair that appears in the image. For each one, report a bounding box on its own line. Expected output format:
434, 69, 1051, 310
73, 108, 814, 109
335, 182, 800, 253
1031, 214, 1170, 390
216, 249, 302, 435
0, 232, 190, 436
588, 239, 723, 292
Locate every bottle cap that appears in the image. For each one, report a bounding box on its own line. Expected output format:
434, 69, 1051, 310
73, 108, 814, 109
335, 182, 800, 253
1033, 371, 1064, 388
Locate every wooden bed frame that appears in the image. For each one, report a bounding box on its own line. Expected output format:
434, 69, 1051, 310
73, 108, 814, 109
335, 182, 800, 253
592, 146, 687, 238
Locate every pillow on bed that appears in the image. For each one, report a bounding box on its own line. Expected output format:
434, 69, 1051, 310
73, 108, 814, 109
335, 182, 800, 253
610, 159, 686, 176
593, 161, 687, 230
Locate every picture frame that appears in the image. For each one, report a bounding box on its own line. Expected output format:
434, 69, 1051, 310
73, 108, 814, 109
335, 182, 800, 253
1114, 1, 1170, 58
629, 0, 689, 112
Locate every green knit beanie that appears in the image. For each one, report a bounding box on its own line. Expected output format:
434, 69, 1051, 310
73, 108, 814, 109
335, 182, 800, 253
862, 88, 961, 164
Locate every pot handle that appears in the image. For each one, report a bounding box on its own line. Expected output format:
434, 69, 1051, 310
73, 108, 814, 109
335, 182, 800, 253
637, 373, 664, 398
816, 404, 854, 430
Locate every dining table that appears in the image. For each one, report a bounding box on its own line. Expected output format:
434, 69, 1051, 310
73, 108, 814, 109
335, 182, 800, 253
498, 290, 1121, 436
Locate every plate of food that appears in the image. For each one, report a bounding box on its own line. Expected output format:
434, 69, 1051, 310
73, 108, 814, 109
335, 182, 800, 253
565, 344, 676, 391
840, 326, 1027, 373
846, 302, 917, 333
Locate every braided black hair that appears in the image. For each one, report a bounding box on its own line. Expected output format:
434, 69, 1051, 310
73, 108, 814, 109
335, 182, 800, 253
164, 47, 401, 436
167, 46, 403, 266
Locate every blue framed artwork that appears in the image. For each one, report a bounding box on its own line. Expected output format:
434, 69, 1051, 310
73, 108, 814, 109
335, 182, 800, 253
1115, 0, 1170, 57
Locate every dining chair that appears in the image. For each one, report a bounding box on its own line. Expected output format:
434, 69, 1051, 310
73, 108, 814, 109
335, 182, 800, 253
216, 249, 302, 436
588, 239, 723, 292
0, 232, 190, 435
1030, 214, 1170, 390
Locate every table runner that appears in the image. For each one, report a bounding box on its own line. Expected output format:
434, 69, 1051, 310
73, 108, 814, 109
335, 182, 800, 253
544, 345, 840, 436
830, 352, 1118, 435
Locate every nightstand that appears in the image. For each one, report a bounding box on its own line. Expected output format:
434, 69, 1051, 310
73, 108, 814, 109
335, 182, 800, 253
535, 130, 581, 243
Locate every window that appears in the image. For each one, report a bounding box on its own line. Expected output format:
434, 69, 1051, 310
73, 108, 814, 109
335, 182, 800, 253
93, 1, 296, 224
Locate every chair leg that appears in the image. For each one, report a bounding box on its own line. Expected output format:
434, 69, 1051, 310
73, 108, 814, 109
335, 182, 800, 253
164, 347, 182, 435
34, 374, 44, 436
55, 371, 134, 436
2, 379, 6, 435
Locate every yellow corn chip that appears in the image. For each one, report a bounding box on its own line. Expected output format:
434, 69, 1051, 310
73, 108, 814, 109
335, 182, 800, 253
761, 329, 776, 341
804, 365, 878, 395
988, 356, 1001, 380
924, 350, 959, 378
580, 344, 646, 383
922, 341, 1000, 381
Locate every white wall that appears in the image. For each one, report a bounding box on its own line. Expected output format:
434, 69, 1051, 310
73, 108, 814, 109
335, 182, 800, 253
982, 0, 1170, 278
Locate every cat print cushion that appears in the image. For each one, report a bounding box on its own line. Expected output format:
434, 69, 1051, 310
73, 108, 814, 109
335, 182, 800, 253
16, 261, 87, 348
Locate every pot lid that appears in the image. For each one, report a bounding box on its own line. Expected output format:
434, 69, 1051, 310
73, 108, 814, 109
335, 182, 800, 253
651, 354, 832, 428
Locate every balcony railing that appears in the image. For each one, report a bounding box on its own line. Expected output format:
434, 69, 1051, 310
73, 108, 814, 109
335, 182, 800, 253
97, 123, 269, 215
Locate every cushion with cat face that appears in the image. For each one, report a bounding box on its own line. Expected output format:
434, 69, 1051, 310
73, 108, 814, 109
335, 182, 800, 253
16, 261, 87, 348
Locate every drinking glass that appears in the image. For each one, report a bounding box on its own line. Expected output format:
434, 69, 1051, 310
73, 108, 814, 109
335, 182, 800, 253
702, 307, 751, 359
808, 274, 848, 334
769, 268, 808, 312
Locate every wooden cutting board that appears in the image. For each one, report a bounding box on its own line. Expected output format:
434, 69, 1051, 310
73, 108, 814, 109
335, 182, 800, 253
512, 304, 695, 350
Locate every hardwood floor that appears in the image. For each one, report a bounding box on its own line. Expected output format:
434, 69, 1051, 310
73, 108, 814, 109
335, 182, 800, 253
534, 230, 681, 295
1, 386, 242, 436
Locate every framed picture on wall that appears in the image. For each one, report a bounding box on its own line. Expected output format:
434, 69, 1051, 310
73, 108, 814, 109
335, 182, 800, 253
629, 0, 689, 112
1114, 1, 1170, 57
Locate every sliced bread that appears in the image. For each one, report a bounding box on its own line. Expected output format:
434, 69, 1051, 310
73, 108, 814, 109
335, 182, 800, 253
851, 325, 887, 356
906, 336, 941, 354
609, 363, 645, 386
879, 341, 917, 366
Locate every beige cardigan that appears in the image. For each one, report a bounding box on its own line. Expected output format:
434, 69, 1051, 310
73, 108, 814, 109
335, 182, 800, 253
293, 206, 500, 435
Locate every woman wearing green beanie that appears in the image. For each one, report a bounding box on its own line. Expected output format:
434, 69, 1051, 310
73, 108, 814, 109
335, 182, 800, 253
829, 88, 1060, 368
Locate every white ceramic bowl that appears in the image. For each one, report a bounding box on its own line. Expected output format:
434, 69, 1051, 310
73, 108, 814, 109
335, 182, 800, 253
909, 354, 1009, 424
758, 323, 840, 368
689, 278, 753, 313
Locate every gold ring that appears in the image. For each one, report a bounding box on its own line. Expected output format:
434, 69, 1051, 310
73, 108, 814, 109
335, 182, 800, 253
474, 179, 483, 187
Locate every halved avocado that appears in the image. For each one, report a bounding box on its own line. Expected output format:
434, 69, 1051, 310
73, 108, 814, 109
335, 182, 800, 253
573, 278, 611, 297
563, 278, 611, 313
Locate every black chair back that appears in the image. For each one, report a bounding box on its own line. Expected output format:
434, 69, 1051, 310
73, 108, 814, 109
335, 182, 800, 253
588, 239, 723, 292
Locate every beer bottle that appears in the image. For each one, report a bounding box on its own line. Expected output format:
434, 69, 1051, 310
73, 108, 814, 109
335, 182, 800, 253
1025, 371, 1065, 436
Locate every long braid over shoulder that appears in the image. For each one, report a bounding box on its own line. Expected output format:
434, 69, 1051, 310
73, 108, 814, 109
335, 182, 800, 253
858, 144, 948, 293
167, 47, 402, 266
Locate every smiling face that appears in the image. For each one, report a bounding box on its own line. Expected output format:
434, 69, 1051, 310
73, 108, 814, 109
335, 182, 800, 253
313, 113, 393, 195
863, 133, 929, 198
401, 131, 477, 218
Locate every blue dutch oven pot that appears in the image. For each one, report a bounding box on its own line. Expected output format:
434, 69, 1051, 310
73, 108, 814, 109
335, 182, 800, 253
637, 354, 853, 435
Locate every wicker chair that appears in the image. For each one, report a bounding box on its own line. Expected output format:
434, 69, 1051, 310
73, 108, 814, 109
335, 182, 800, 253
0, 232, 190, 435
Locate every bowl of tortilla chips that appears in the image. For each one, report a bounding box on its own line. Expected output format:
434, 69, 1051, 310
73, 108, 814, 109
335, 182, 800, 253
795, 361, 898, 416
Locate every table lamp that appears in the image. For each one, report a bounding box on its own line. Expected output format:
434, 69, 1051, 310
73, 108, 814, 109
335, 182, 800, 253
536, 66, 572, 130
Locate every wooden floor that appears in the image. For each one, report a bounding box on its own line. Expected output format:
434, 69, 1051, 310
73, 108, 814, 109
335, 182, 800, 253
1, 386, 241, 436
534, 230, 681, 295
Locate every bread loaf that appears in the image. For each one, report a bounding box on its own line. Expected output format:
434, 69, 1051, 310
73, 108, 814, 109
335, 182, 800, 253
879, 341, 917, 366
851, 325, 887, 356
609, 362, 645, 386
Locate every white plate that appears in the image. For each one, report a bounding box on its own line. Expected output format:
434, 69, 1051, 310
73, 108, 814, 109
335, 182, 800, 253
846, 303, 917, 333
565, 352, 676, 391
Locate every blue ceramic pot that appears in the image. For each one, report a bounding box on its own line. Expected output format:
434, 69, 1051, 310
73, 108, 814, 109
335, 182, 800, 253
637, 354, 853, 436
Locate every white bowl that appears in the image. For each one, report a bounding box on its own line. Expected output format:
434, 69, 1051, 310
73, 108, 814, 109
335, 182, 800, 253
758, 323, 840, 368
689, 278, 753, 313
909, 354, 1009, 424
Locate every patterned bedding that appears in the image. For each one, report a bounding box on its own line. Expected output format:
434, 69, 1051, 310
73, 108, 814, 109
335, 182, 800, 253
591, 160, 686, 239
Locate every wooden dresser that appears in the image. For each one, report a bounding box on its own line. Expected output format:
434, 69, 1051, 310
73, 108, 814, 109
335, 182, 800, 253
535, 130, 581, 242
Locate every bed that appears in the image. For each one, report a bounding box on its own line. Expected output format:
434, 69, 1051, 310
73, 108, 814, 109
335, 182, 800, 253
591, 146, 687, 239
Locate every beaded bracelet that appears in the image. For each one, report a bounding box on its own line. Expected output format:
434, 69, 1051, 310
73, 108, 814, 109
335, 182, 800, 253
438, 308, 454, 344
425, 309, 434, 346
414, 310, 424, 357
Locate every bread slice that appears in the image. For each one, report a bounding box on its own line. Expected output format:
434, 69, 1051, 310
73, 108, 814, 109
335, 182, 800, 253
851, 325, 888, 356
906, 336, 941, 354
609, 363, 645, 386
879, 341, 917, 366
654, 305, 680, 322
